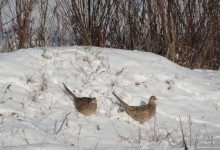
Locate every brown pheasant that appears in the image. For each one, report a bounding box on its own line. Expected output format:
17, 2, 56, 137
112, 92, 157, 124
63, 83, 97, 116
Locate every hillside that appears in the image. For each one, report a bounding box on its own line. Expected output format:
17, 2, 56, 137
0, 46, 219, 150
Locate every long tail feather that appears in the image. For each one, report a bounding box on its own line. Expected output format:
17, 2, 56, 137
112, 92, 130, 110
63, 83, 77, 100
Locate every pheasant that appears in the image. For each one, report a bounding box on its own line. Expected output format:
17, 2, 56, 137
63, 83, 97, 116
112, 92, 157, 124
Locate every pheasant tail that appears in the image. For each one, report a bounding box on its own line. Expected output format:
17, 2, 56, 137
112, 92, 130, 110
63, 83, 77, 100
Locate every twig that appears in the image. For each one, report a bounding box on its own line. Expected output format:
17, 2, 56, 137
203, 123, 214, 145
78, 124, 82, 147
21, 129, 29, 144
188, 115, 192, 147
54, 120, 57, 134
2, 84, 11, 100
56, 112, 71, 134
93, 138, 101, 150
179, 116, 188, 150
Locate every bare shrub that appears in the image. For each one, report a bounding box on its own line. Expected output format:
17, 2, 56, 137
15, 0, 36, 49
0, 0, 219, 69
36, 0, 49, 47
178, 115, 214, 149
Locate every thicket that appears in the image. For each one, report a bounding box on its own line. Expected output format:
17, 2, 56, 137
0, 0, 219, 69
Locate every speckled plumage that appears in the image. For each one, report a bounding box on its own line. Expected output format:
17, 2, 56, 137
112, 92, 157, 124
63, 83, 97, 116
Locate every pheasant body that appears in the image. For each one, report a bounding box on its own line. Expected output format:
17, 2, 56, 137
63, 83, 97, 116
112, 92, 157, 124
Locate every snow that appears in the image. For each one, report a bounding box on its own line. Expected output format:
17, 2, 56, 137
0, 46, 220, 150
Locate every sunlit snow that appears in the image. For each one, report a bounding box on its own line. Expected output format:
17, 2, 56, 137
0, 46, 219, 150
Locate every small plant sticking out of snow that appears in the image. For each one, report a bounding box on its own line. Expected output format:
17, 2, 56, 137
143, 117, 170, 144
25, 70, 36, 84
96, 125, 101, 130
39, 72, 48, 92
177, 115, 214, 150
54, 112, 71, 134
27, 89, 38, 102
25, 71, 49, 102
165, 79, 175, 91
1, 84, 11, 102
0, 113, 3, 124
111, 67, 127, 88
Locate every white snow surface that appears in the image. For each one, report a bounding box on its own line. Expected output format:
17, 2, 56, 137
0, 46, 220, 150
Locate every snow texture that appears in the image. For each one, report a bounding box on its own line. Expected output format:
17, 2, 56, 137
0, 46, 220, 150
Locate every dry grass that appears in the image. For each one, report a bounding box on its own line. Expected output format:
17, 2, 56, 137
0, 0, 219, 69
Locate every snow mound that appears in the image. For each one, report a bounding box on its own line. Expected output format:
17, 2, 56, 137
0, 46, 220, 149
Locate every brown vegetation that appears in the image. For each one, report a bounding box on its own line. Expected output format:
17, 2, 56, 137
0, 0, 219, 69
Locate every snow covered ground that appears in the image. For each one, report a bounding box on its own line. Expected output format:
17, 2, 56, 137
0, 46, 219, 150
